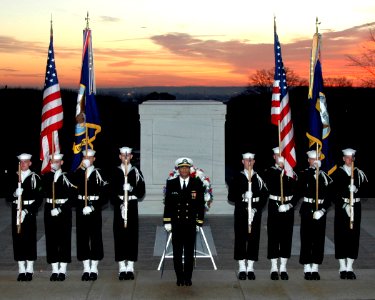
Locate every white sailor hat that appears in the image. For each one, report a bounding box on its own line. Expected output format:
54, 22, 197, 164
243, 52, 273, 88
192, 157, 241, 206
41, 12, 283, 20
242, 152, 255, 159
306, 150, 319, 159
119, 147, 132, 154
272, 147, 280, 154
17, 153, 32, 161
175, 157, 193, 168
342, 148, 356, 156
82, 149, 96, 157
49, 153, 64, 160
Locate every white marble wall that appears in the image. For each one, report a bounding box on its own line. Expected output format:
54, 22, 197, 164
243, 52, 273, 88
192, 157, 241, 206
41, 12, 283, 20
139, 100, 231, 215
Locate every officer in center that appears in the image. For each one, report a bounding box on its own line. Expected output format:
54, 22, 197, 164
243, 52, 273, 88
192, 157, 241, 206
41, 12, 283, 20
163, 157, 205, 287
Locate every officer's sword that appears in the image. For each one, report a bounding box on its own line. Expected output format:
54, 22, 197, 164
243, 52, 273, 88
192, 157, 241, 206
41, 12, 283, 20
160, 231, 171, 278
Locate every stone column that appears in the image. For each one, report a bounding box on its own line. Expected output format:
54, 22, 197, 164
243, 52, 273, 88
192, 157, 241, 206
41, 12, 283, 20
139, 100, 229, 214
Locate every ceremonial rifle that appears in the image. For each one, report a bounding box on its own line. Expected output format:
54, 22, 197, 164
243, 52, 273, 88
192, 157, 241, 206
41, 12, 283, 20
17, 162, 22, 234
349, 155, 355, 229
247, 163, 253, 234
123, 156, 129, 228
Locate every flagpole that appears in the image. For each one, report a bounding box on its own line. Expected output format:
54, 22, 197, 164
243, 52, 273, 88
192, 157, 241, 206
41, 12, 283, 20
315, 143, 319, 211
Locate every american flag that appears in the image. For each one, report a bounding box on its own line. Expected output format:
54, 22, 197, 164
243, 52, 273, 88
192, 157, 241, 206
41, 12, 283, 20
271, 20, 296, 177
40, 21, 63, 174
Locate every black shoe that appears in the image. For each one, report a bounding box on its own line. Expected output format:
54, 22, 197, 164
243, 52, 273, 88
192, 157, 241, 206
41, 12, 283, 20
89, 272, 98, 281
311, 272, 320, 280
339, 271, 347, 279
50, 273, 58, 281
25, 273, 33, 281
304, 272, 312, 280
346, 271, 356, 280
119, 271, 126, 280
81, 272, 90, 281
270, 271, 279, 280
126, 272, 134, 280
280, 272, 289, 280
17, 273, 26, 282
184, 279, 192, 286
247, 271, 256, 280
238, 271, 247, 280
176, 279, 185, 286
57, 273, 66, 281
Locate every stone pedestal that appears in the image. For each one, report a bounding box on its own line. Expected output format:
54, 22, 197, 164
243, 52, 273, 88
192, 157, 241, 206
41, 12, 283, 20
139, 100, 230, 215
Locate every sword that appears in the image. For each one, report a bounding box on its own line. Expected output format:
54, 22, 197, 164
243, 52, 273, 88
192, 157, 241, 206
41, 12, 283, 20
160, 231, 171, 278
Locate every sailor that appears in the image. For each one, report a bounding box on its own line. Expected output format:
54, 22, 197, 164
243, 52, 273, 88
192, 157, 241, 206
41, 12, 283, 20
332, 148, 368, 280
110, 147, 145, 280
228, 152, 268, 280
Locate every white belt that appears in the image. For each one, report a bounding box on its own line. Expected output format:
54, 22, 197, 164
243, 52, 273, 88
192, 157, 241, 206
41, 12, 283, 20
343, 198, 360, 203
13, 200, 35, 205
303, 197, 324, 204
78, 195, 99, 200
269, 195, 292, 201
118, 195, 137, 200
242, 197, 260, 202
46, 198, 68, 204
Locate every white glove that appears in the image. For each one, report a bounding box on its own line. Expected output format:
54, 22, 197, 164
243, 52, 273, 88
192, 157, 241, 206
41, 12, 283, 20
17, 209, 27, 225
196, 225, 200, 232
82, 159, 90, 169
348, 185, 357, 193
51, 208, 61, 217
82, 206, 94, 215
277, 156, 285, 165
343, 203, 351, 217
313, 209, 324, 220
15, 188, 23, 197
245, 191, 252, 200
50, 163, 59, 171
121, 205, 126, 219
164, 223, 172, 232
278, 203, 292, 213
313, 160, 321, 168
123, 183, 132, 191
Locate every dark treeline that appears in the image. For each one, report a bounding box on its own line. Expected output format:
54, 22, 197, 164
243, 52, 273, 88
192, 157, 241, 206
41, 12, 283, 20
0, 86, 373, 197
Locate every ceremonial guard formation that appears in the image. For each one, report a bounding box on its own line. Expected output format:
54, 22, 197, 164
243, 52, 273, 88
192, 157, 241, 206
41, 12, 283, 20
298, 150, 333, 280
263, 147, 298, 280
163, 157, 206, 286
7, 153, 43, 281
110, 147, 145, 280
72, 149, 108, 281
42, 153, 77, 281
332, 148, 368, 280
228, 152, 268, 280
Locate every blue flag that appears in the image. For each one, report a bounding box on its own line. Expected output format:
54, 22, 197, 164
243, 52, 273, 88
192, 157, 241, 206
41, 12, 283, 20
72, 25, 101, 171
306, 32, 336, 175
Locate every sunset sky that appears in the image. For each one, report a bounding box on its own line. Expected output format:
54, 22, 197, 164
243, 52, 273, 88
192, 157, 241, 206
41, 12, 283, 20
0, 0, 374, 88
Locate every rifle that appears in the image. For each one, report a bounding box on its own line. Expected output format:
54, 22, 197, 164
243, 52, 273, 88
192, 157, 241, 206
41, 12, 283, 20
247, 163, 253, 234
17, 162, 22, 234
123, 156, 129, 228
349, 156, 355, 229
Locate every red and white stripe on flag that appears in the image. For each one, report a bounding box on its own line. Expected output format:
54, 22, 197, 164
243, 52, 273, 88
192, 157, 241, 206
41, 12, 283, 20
271, 80, 281, 125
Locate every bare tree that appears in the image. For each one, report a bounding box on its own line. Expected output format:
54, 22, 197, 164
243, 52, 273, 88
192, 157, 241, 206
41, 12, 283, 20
324, 77, 353, 87
347, 26, 375, 87
249, 67, 308, 88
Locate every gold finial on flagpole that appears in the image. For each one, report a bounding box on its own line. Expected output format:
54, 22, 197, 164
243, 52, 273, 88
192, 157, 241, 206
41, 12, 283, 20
85, 11, 90, 29
315, 17, 321, 34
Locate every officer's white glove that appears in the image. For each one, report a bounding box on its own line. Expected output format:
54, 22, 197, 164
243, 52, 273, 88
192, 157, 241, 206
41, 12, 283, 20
164, 223, 172, 232
343, 203, 351, 217
15, 188, 23, 197
82, 159, 90, 169
51, 208, 61, 217
348, 185, 357, 193
82, 206, 94, 215
196, 225, 200, 232
313, 209, 325, 220
17, 209, 27, 225
313, 160, 322, 169
123, 183, 132, 191
278, 203, 292, 213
